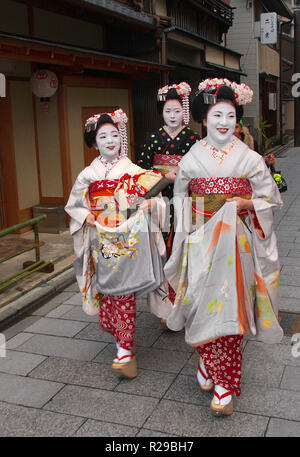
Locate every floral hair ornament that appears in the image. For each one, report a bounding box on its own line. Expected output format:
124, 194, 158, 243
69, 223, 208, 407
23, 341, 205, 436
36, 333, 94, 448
85, 108, 129, 156
157, 81, 192, 125
197, 78, 253, 106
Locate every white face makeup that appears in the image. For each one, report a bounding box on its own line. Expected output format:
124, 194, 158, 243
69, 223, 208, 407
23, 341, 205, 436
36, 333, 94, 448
95, 123, 121, 162
204, 101, 236, 149
163, 99, 184, 131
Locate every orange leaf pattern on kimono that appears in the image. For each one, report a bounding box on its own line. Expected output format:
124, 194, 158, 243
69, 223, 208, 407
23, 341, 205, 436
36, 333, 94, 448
204, 221, 232, 258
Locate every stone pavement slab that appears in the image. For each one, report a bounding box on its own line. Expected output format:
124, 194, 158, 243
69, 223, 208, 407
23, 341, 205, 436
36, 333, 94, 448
153, 329, 194, 353
234, 384, 300, 422
30, 292, 76, 316
281, 265, 300, 275
15, 334, 106, 361
44, 384, 159, 427
75, 323, 115, 343
243, 340, 300, 369
137, 429, 178, 437
94, 344, 191, 373
266, 418, 300, 437
63, 293, 83, 305
45, 304, 76, 318
115, 369, 176, 398
28, 356, 120, 390
6, 332, 35, 350
280, 365, 300, 391
0, 401, 85, 437
278, 297, 300, 313
23, 317, 88, 338
144, 400, 269, 437
0, 350, 46, 376
53, 306, 98, 322
0, 372, 63, 408
74, 419, 139, 437
164, 374, 211, 407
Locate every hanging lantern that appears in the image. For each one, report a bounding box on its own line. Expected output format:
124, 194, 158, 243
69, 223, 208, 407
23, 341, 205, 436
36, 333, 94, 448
0, 73, 5, 98
30, 70, 58, 113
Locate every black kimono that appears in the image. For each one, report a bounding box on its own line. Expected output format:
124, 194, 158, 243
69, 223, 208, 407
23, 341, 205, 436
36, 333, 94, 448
137, 126, 200, 202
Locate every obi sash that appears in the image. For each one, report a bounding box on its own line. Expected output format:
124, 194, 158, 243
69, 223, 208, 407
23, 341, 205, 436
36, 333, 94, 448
89, 179, 126, 228
153, 153, 182, 174
88, 171, 162, 228
189, 177, 252, 227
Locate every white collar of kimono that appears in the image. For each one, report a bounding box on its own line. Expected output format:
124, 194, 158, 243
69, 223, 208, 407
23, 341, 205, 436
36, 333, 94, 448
92, 156, 132, 179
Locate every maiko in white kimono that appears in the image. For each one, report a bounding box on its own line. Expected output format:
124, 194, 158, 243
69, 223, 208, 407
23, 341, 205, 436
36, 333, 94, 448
164, 78, 283, 415
165, 137, 283, 345
65, 108, 172, 380
65, 156, 171, 319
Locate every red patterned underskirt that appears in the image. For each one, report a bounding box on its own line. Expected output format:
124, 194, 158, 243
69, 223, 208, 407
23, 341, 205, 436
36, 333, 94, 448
153, 154, 183, 166
189, 177, 252, 195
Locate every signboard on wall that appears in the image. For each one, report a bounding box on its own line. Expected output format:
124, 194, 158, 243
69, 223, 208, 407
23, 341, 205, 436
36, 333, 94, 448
261, 12, 278, 44
0, 74, 5, 97
269, 93, 277, 111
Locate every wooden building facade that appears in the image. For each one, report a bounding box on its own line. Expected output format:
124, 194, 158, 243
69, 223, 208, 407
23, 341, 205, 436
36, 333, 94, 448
0, 0, 241, 231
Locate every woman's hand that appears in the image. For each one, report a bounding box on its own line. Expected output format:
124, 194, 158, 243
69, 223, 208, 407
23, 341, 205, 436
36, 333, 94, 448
138, 199, 153, 213
264, 153, 275, 167
165, 169, 177, 183
226, 197, 254, 213
86, 213, 96, 227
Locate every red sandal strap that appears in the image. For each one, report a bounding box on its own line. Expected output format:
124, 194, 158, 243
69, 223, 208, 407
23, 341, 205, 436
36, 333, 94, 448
198, 362, 209, 381
117, 354, 134, 362
213, 390, 233, 401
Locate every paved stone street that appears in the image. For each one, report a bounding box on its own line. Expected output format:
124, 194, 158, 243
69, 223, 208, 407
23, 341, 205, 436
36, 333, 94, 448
0, 146, 300, 437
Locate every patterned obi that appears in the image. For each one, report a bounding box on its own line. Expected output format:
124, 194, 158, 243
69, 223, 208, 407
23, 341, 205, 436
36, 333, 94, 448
189, 177, 252, 227
153, 153, 182, 174
88, 171, 162, 228
89, 179, 126, 228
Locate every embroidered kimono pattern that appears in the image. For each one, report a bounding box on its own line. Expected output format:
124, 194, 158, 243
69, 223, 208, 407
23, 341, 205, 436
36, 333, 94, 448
165, 137, 283, 346
65, 156, 173, 329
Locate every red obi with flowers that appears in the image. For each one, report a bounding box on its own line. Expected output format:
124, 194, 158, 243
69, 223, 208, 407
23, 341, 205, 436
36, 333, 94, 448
153, 154, 182, 175
189, 177, 252, 226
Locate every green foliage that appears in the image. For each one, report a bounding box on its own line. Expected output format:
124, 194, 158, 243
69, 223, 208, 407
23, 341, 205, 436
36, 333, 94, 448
258, 117, 272, 153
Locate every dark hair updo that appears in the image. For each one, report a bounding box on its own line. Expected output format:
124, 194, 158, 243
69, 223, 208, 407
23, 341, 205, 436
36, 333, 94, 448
192, 85, 243, 123
157, 87, 186, 114
84, 114, 118, 149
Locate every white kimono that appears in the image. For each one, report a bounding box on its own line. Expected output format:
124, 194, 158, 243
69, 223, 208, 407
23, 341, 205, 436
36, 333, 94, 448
65, 156, 172, 319
164, 137, 284, 345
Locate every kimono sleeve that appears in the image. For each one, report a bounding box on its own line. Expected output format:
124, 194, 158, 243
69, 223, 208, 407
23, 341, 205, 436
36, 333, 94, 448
136, 133, 155, 169
65, 169, 91, 235
173, 163, 192, 235
247, 153, 283, 240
